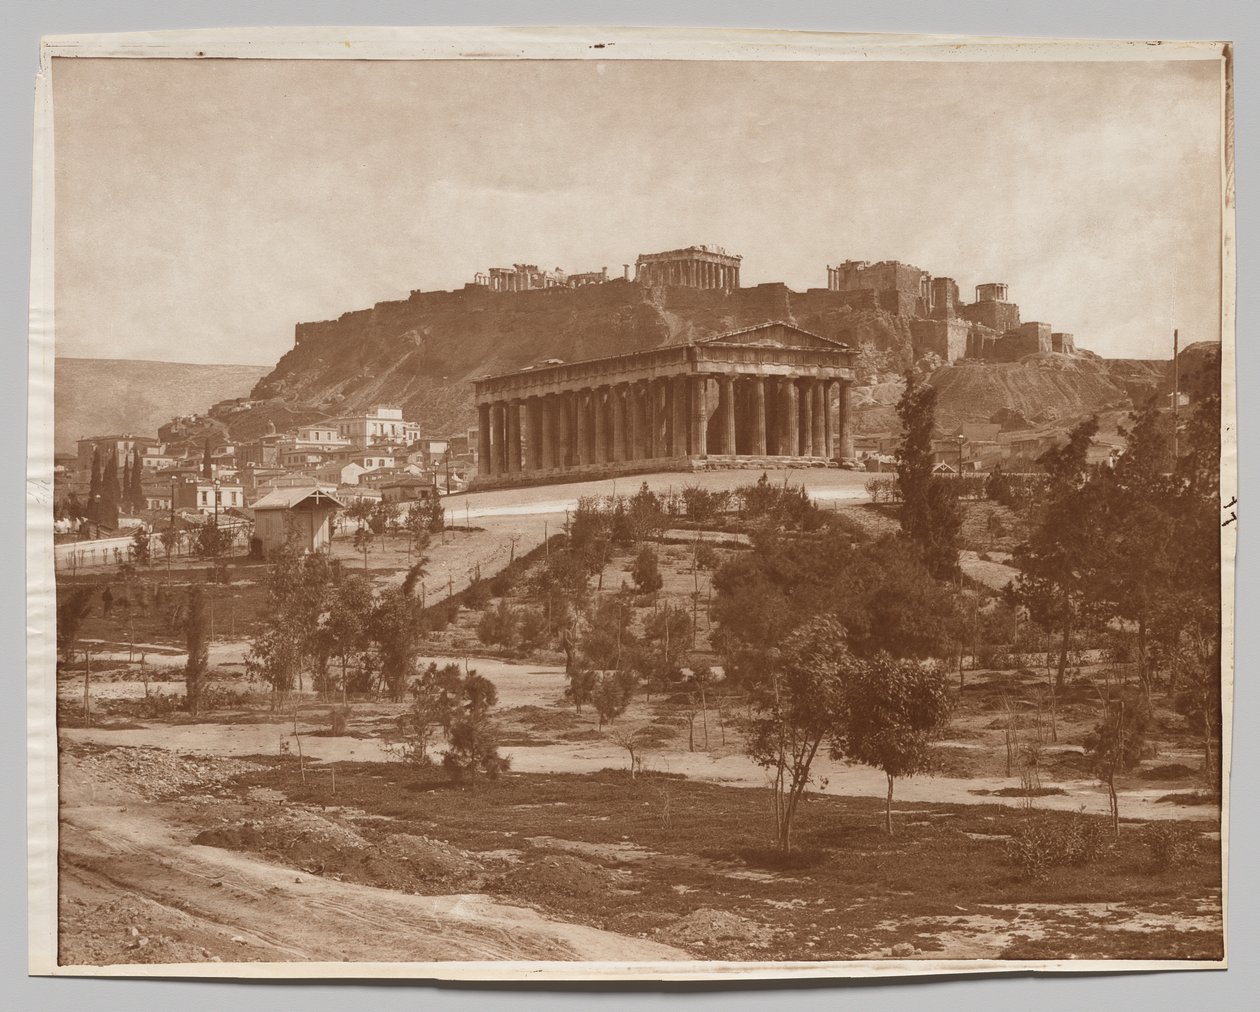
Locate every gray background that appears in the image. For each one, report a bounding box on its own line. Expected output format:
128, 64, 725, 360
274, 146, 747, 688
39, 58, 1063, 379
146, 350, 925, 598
4, 1, 1253, 1008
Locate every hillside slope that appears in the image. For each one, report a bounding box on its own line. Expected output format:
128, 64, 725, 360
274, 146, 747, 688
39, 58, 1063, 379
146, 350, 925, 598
229, 281, 1194, 443
245, 281, 915, 438
55, 358, 269, 453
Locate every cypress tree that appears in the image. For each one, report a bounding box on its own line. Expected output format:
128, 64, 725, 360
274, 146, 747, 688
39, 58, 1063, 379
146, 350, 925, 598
121, 454, 132, 513
87, 446, 102, 523
130, 448, 145, 512
202, 438, 213, 478
101, 448, 121, 528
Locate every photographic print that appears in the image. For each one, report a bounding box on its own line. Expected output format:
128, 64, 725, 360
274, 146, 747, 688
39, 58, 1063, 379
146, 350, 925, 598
27, 28, 1234, 980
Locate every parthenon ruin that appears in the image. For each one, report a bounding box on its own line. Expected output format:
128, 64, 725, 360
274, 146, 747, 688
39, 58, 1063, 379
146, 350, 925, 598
635, 245, 741, 291
471, 322, 856, 488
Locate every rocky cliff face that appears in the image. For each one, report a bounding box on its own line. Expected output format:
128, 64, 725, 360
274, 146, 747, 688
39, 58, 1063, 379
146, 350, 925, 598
236, 280, 1185, 442
245, 281, 920, 438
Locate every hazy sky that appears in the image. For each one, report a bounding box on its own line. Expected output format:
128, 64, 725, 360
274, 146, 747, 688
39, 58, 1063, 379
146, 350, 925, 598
52, 57, 1223, 365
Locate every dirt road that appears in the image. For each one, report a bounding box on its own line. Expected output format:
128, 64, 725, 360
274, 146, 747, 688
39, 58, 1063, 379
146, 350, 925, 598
57, 751, 687, 966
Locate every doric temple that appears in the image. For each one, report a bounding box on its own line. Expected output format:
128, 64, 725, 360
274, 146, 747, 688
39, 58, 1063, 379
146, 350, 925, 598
471, 322, 857, 489
634, 245, 742, 291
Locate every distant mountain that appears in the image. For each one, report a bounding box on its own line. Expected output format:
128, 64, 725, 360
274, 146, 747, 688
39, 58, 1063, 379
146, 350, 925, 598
54, 358, 270, 454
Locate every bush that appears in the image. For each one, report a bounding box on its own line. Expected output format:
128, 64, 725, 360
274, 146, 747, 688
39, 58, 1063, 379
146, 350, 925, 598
1144, 823, 1198, 872
1008, 809, 1113, 880
632, 545, 663, 594
329, 706, 351, 736
477, 600, 520, 649
864, 477, 900, 504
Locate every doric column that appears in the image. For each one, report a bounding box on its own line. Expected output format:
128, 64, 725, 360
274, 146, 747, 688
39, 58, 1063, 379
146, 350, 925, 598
691, 374, 709, 457
811, 380, 826, 457
540, 394, 556, 470
655, 380, 675, 458
837, 381, 854, 459
557, 391, 572, 468
593, 386, 608, 465
783, 379, 799, 456
491, 401, 507, 474
719, 375, 736, 454
522, 398, 537, 471
477, 402, 492, 474
752, 378, 767, 455
823, 381, 836, 460
608, 384, 624, 462
800, 381, 814, 457
671, 375, 689, 456
507, 398, 522, 474
636, 381, 651, 458
623, 383, 638, 461
574, 389, 589, 466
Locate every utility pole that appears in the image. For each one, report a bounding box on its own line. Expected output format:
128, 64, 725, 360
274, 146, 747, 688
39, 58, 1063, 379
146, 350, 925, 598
1172, 328, 1180, 462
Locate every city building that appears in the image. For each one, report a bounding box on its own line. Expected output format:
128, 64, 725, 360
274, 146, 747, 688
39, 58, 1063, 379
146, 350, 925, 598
329, 406, 420, 448
173, 478, 245, 515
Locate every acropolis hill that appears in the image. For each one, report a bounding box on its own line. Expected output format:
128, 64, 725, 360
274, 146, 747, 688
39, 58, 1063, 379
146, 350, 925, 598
239, 249, 1173, 444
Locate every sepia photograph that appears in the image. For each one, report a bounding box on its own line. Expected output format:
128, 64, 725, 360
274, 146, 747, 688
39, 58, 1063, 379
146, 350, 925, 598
27, 27, 1234, 980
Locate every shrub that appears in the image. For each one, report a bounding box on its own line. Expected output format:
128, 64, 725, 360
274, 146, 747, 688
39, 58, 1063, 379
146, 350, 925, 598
1144, 823, 1198, 872
477, 600, 520, 649
329, 706, 351, 736
1008, 809, 1113, 880
632, 545, 664, 594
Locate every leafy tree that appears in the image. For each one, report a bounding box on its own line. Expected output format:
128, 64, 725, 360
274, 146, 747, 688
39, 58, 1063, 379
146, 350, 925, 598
1171, 626, 1222, 791
625, 483, 665, 542
1091, 401, 1179, 691
565, 666, 597, 714
1084, 685, 1152, 837
1009, 418, 1105, 690
631, 544, 664, 595
711, 531, 958, 686
515, 607, 550, 653
895, 372, 960, 581
477, 599, 520, 649
320, 571, 374, 700
643, 603, 692, 675
372, 559, 428, 701
129, 526, 151, 567
57, 585, 94, 663
839, 654, 953, 834
245, 542, 330, 705
393, 663, 452, 766
353, 525, 375, 569
592, 669, 637, 728
579, 595, 637, 671
369, 500, 398, 536
184, 585, 210, 714
744, 616, 857, 853
442, 669, 510, 783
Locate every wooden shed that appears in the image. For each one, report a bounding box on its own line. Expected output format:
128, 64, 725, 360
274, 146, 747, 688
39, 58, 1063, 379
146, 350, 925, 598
250, 487, 344, 558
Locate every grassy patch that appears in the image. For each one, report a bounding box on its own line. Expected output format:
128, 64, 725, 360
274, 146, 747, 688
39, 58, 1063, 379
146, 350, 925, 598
217, 761, 1222, 962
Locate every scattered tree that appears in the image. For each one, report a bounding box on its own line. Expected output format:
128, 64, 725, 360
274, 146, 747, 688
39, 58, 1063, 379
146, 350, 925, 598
895, 372, 961, 581
183, 585, 210, 715
743, 617, 856, 853
839, 654, 953, 834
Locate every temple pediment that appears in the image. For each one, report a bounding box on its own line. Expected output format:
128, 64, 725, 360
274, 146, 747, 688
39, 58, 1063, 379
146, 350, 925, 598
699, 321, 851, 352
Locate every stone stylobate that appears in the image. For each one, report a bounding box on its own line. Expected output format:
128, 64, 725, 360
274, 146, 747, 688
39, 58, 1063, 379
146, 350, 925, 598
471, 322, 856, 489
